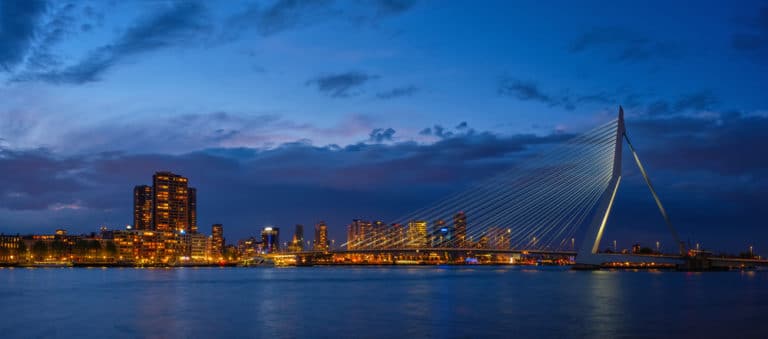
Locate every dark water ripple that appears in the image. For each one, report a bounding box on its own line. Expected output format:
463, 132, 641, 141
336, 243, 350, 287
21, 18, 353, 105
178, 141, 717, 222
1, 266, 766, 338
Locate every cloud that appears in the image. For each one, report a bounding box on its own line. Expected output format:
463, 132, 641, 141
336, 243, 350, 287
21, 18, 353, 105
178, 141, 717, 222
306, 71, 379, 97
498, 78, 575, 111
375, 85, 419, 99
15, 2, 211, 84
628, 113, 768, 176
0, 0, 48, 72
1, 112, 766, 252
731, 7, 768, 56
368, 127, 396, 142
644, 91, 718, 116
0, 125, 570, 242
223, 0, 418, 40
22, 2, 79, 73
570, 27, 681, 62
418, 122, 476, 139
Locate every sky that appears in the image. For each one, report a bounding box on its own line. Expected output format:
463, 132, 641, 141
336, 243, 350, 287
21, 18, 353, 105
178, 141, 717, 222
0, 0, 766, 254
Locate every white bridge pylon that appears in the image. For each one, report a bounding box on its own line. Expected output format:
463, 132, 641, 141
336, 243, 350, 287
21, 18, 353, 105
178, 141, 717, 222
576, 107, 684, 266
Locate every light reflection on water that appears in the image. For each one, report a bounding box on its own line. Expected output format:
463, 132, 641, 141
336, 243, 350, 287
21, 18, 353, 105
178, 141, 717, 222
1, 266, 766, 338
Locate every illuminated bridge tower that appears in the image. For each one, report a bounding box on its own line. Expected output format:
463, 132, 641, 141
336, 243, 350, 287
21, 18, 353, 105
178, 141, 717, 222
576, 107, 685, 266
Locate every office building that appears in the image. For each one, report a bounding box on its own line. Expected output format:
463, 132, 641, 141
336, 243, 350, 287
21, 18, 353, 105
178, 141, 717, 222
454, 212, 467, 248
314, 222, 329, 251
212, 224, 224, 259
261, 227, 280, 253
133, 185, 153, 230
152, 171, 191, 233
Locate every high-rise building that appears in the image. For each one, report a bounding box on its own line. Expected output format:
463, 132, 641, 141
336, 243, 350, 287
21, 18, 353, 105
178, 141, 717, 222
347, 219, 372, 250
314, 222, 329, 251
152, 171, 191, 233
407, 220, 428, 248
188, 187, 197, 234
454, 212, 467, 248
261, 227, 280, 253
290, 224, 304, 252
431, 219, 452, 248
133, 185, 153, 230
211, 224, 224, 259
390, 223, 406, 248
372, 221, 386, 248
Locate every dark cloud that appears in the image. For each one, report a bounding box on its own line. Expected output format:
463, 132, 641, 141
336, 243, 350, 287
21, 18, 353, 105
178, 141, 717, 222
455, 121, 468, 130
375, 85, 418, 99
1, 112, 766, 252
227, 0, 334, 38
570, 27, 681, 62
368, 128, 396, 142
0, 126, 569, 242
731, 7, 768, 56
15, 2, 211, 84
628, 113, 768, 176
306, 71, 379, 98
498, 78, 575, 111
644, 91, 717, 116
0, 0, 48, 72
22, 2, 79, 72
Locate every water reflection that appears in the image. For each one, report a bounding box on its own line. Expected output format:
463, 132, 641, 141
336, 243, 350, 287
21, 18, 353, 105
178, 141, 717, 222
0, 267, 766, 338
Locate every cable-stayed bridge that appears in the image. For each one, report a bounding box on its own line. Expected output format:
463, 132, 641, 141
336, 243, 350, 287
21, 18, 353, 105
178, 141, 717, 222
284, 108, 764, 269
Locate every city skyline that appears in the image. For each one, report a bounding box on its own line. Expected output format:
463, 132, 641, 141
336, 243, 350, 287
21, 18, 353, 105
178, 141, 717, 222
0, 1, 766, 253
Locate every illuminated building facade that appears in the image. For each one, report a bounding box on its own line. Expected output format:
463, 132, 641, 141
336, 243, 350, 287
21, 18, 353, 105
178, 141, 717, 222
212, 224, 224, 259
261, 227, 280, 253
133, 185, 153, 230
314, 222, 329, 251
431, 219, 453, 248
289, 224, 304, 252
0, 234, 21, 262
454, 212, 467, 248
152, 171, 191, 233
347, 219, 372, 250
407, 220, 428, 248
188, 187, 197, 234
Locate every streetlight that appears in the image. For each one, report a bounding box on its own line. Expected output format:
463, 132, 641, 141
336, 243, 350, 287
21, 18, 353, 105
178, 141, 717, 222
749, 245, 754, 258
656, 241, 660, 253
613, 240, 617, 252
571, 238, 575, 251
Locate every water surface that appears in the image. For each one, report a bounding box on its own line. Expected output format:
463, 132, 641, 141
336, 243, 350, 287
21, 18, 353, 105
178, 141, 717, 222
1, 266, 766, 338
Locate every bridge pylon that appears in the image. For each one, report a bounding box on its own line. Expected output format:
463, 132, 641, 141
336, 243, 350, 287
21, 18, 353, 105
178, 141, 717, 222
576, 107, 685, 266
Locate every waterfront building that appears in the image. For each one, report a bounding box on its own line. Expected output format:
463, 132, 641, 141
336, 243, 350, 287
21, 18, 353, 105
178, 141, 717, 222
454, 212, 467, 248
407, 220, 428, 248
0, 234, 22, 262
314, 222, 329, 251
347, 219, 373, 250
390, 223, 406, 248
289, 224, 304, 252
188, 187, 197, 234
237, 237, 260, 258
372, 221, 387, 249
212, 224, 224, 259
152, 171, 192, 233
133, 185, 153, 230
431, 220, 453, 248
261, 227, 280, 253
